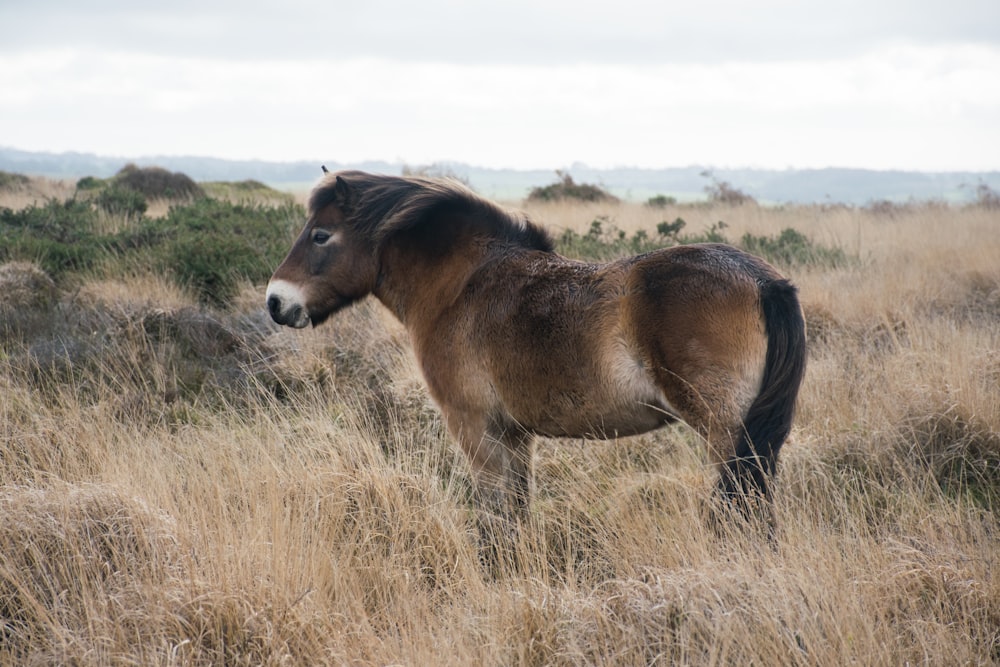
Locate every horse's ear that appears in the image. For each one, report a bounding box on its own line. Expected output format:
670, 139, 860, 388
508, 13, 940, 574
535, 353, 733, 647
321, 165, 329, 174
333, 175, 354, 208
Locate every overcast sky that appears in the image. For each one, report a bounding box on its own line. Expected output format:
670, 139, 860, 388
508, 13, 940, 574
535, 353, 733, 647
2, 1, 998, 171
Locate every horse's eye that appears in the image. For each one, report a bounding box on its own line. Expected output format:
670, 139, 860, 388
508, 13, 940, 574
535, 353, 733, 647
312, 230, 332, 245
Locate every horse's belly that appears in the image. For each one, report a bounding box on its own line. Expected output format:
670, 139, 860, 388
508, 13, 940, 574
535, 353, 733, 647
502, 335, 680, 439
511, 364, 680, 439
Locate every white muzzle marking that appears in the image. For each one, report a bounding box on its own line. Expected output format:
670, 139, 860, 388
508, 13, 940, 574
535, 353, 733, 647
266, 279, 311, 328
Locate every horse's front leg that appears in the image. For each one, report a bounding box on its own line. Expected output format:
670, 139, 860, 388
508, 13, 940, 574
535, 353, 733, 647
466, 426, 534, 521
439, 407, 532, 514
446, 412, 535, 568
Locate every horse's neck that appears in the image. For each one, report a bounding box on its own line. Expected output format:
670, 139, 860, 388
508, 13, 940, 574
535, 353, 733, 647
373, 236, 490, 329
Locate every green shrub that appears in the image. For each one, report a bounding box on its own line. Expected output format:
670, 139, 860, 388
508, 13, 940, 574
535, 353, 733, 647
0, 199, 107, 279
656, 218, 686, 241
740, 227, 849, 268
1, 185, 306, 306
681, 220, 730, 244
558, 218, 736, 261
557, 217, 672, 261
555, 216, 849, 270
645, 194, 677, 208
527, 171, 618, 203
75, 176, 106, 191
128, 198, 303, 307
96, 186, 148, 218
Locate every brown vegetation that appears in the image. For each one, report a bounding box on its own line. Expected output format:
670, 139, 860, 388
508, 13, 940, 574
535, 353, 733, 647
113, 163, 205, 200
527, 171, 619, 203
0, 178, 998, 664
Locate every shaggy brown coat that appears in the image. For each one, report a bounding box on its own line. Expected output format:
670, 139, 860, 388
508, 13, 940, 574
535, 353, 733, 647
267, 171, 807, 519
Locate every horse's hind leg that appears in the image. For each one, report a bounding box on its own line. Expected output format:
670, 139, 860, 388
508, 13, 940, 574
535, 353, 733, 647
667, 389, 777, 546
708, 425, 777, 530
659, 370, 776, 529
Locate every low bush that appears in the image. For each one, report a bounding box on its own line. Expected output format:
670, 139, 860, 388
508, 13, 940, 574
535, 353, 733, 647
527, 171, 618, 203
113, 163, 205, 200
741, 227, 850, 269
75, 175, 106, 191
645, 194, 677, 208
680, 220, 730, 244
703, 174, 756, 206
1, 185, 304, 308
96, 186, 148, 218
128, 198, 302, 307
557, 216, 849, 269
0, 198, 107, 279
557, 217, 669, 260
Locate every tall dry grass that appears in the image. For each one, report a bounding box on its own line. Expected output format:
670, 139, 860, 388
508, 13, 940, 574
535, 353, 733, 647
0, 175, 77, 210
1, 187, 998, 664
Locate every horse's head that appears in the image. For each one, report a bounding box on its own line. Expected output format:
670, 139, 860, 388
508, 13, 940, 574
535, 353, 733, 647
266, 174, 378, 328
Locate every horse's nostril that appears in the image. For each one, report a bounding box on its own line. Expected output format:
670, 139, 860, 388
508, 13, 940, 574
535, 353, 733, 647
267, 295, 282, 318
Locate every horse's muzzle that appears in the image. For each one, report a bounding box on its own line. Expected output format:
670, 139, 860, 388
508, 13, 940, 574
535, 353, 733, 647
265, 282, 311, 328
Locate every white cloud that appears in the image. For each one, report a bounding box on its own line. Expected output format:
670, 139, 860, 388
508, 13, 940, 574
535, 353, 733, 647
1, 34, 998, 170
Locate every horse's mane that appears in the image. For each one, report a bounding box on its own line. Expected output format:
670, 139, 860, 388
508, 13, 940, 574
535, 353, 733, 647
309, 171, 554, 253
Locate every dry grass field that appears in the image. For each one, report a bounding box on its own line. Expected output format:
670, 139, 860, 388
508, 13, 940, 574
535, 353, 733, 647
1, 173, 998, 665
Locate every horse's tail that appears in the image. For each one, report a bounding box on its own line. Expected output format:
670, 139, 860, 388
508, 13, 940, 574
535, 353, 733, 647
719, 278, 807, 503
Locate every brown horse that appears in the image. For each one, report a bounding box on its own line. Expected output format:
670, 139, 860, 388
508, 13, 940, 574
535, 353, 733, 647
267, 170, 806, 521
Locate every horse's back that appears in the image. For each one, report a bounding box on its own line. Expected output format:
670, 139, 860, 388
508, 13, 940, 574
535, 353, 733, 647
629, 242, 782, 291
462, 245, 774, 438
626, 243, 775, 337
